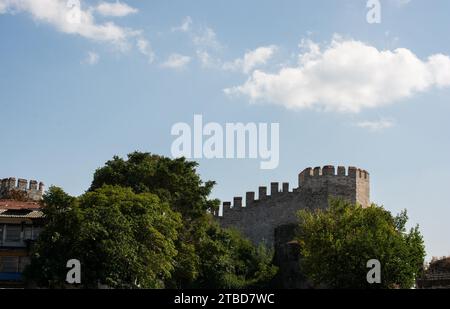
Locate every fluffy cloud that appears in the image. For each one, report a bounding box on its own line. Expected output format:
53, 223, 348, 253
0, 0, 144, 51
161, 53, 191, 69
223, 45, 277, 74
96, 1, 138, 17
225, 37, 450, 113
355, 118, 395, 132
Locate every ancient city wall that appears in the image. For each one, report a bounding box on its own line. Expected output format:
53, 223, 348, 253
215, 166, 370, 246
0, 177, 45, 201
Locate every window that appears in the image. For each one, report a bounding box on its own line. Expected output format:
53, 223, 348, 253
21, 225, 41, 241
0, 256, 19, 273
5, 225, 21, 242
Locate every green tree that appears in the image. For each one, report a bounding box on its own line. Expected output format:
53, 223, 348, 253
89, 152, 277, 288
24, 187, 82, 288
192, 224, 277, 288
25, 185, 181, 288
89, 152, 218, 218
296, 199, 425, 289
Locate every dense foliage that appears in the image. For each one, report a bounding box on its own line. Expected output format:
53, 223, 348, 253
25, 152, 277, 288
25, 186, 181, 288
296, 199, 425, 289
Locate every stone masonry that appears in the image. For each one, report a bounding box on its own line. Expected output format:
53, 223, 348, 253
214, 165, 370, 246
0, 177, 45, 202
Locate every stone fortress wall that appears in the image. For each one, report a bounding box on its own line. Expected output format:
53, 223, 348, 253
214, 165, 370, 246
0, 177, 45, 202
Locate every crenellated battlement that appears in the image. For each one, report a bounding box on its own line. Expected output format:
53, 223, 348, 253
299, 166, 369, 185
215, 165, 371, 246
0, 177, 45, 201
217, 166, 369, 214
218, 181, 292, 213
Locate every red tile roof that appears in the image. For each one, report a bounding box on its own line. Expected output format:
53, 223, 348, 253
0, 199, 42, 210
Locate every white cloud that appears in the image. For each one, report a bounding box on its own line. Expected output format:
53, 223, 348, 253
196, 46, 277, 72
225, 36, 450, 113
161, 53, 191, 69
170, 17, 221, 49
81, 51, 99, 65
0, 0, 138, 50
427, 54, 450, 87
173, 17, 223, 63
193, 26, 221, 50
172, 16, 192, 32
137, 38, 155, 63
96, 1, 138, 17
223, 45, 277, 73
196, 50, 218, 68
355, 118, 395, 132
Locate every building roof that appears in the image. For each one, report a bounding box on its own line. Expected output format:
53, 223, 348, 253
0, 199, 41, 210
0, 209, 44, 219
0, 199, 44, 219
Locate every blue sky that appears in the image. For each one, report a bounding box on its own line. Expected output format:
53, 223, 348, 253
1, 0, 450, 259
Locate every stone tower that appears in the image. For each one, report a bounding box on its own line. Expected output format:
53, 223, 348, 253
214, 165, 370, 246
0, 177, 45, 201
